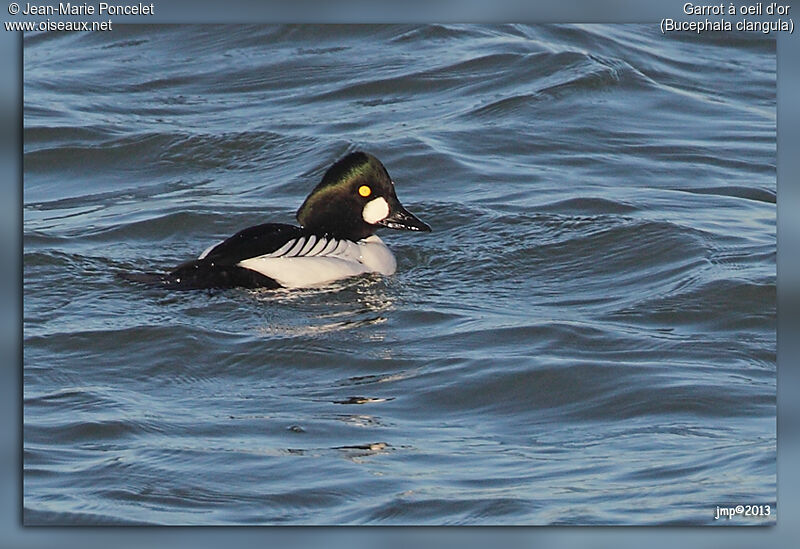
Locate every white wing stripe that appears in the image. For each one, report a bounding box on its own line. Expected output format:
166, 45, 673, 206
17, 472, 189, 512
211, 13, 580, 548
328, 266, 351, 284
307, 236, 329, 256
267, 239, 297, 258
244, 235, 366, 262
333, 239, 348, 255
285, 237, 306, 257
198, 240, 222, 260
318, 238, 339, 256
298, 235, 317, 256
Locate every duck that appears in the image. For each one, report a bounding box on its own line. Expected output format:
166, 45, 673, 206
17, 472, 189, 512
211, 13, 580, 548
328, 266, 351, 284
122, 151, 431, 290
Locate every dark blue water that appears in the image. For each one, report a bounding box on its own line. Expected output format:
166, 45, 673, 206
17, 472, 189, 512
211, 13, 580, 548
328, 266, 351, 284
23, 25, 776, 525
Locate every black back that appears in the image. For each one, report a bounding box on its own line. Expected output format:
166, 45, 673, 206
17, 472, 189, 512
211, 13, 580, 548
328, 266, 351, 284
199, 223, 306, 265
145, 223, 308, 290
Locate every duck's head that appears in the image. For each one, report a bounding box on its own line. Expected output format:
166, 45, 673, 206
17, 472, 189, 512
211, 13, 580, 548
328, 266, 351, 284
296, 151, 431, 241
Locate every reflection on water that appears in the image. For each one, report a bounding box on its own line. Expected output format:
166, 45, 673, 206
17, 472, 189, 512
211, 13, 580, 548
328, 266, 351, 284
253, 278, 395, 337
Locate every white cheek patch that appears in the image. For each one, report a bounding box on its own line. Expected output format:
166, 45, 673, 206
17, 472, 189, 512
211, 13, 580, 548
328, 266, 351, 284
362, 197, 390, 224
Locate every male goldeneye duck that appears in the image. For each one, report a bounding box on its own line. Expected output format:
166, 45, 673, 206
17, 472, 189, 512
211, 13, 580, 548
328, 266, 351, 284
123, 151, 431, 290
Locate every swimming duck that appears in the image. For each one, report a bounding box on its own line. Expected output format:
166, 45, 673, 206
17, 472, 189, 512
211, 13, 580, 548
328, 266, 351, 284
124, 151, 431, 290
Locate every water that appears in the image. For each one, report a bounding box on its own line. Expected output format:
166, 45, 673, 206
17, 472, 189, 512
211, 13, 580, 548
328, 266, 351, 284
23, 25, 776, 525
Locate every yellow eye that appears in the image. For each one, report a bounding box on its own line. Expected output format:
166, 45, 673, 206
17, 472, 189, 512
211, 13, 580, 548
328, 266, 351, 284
358, 185, 372, 197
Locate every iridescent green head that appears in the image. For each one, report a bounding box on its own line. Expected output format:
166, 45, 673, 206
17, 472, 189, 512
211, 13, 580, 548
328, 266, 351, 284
296, 152, 431, 241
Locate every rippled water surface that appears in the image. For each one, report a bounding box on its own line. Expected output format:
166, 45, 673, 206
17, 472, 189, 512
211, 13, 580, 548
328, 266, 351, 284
23, 25, 776, 525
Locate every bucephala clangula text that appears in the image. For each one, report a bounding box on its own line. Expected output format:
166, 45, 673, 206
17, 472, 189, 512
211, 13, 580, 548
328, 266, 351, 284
123, 151, 431, 290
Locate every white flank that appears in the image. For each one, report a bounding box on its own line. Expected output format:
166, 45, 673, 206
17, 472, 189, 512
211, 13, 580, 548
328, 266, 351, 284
237, 235, 396, 288
362, 197, 390, 224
